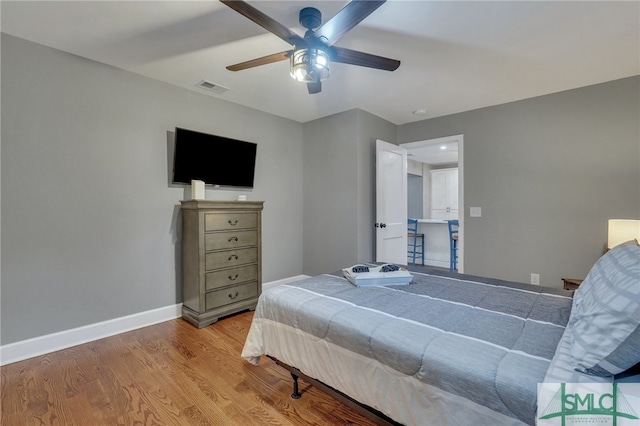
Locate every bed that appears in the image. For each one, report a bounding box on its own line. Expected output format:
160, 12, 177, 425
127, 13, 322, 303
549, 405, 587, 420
242, 240, 640, 425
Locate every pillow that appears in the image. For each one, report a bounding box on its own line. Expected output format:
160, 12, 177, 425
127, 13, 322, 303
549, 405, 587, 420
568, 239, 640, 376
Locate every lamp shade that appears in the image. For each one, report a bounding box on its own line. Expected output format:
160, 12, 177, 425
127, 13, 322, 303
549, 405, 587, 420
608, 219, 640, 249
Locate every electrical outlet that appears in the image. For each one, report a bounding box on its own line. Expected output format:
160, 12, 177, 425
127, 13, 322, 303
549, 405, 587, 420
531, 273, 540, 285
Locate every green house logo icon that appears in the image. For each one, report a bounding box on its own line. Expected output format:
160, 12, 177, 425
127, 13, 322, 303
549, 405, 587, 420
539, 383, 639, 425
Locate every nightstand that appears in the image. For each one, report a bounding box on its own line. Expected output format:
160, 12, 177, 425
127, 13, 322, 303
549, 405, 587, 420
562, 278, 583, 291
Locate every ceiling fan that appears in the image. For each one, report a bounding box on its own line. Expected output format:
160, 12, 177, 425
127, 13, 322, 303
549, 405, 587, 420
220, 0, 401, 94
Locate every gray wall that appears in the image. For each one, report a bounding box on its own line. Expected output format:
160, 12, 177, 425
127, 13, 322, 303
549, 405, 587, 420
398, 76, 640, 286
408, 174, 423, 218
1, 34, 304, 345
302, 109, 395, 276
303, 110, 358, 275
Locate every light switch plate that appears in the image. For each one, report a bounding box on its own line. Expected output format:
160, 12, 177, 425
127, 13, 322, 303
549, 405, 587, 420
470, 207, 482, 217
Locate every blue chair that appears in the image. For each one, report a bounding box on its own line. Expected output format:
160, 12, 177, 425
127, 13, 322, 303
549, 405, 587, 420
447, 220, 459, 271
407, 219, 425, 266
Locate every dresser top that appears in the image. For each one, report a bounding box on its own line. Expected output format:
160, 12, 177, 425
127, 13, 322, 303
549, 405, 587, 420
180, 200, 264, 210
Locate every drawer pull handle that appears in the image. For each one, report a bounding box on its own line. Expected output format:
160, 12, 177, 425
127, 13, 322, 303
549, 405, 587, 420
229, 274, 239, 281
228, 291, 240, 300
228, 219, 239, 226
228, 237, 238, 242
228, 254, 239, 261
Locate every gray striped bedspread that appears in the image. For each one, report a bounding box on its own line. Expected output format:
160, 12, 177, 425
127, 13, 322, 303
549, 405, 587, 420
243, 266, 574, 425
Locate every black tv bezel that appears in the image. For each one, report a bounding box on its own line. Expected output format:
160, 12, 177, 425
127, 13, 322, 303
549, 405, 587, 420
172, 127, 257, 189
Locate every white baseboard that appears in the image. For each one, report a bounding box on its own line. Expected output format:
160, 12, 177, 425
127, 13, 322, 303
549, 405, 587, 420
263, 274, 310, 291
0, 304, 182, 366
0, 275, 311, 366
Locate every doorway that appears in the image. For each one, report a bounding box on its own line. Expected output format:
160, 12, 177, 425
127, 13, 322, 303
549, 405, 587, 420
400, 135, 464, 272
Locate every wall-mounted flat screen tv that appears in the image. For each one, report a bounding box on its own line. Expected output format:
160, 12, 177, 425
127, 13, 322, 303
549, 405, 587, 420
172, 127, 257, 188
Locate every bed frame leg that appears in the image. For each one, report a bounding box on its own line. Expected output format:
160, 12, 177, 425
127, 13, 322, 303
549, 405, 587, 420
290, 373, 301, 399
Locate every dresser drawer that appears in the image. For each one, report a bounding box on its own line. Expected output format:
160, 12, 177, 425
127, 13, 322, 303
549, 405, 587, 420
205, 265, 258, 291
205, 212, 257, 231
205, 230, 257, 251
205, 247, 257, 270
206, 281, 258, 310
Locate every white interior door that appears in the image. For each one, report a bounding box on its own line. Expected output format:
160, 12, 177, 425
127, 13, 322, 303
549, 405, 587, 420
376, 139, 407, 264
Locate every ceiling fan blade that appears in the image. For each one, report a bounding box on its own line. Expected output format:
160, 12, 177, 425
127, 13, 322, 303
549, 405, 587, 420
331, 46, 400, 71
315, 0, 386, 46
220, 0, 304, 46
226, 51, 291, 71
307, 80, 322, 94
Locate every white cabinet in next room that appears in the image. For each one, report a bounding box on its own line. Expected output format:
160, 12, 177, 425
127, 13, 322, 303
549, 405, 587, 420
430, 167, 458, 220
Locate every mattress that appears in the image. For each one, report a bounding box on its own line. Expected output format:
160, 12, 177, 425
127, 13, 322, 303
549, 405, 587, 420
242, 266, 576, 425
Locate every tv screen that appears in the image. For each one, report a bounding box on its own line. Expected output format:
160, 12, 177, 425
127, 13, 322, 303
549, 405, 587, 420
172, 127, 257, 188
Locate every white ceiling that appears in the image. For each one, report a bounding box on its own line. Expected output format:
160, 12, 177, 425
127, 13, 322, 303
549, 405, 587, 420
406, 140, 459, 165
2, 1, 639, 125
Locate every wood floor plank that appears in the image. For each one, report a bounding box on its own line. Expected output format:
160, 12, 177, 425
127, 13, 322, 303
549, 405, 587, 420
1, 311, 377, 426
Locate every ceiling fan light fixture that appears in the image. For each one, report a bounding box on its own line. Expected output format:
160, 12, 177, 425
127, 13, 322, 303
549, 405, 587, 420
290, 48, 330, 83
222, 1, 399, 94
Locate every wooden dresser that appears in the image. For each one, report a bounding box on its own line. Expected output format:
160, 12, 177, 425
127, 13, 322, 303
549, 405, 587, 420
180, 200, 264, 328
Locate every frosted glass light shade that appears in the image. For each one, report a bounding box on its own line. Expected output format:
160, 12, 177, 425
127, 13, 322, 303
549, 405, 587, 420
290, 48, 330, 82
608, 219, 640, 249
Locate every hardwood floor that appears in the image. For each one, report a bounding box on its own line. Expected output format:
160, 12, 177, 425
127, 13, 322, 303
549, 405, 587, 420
1, 311, 377, 425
